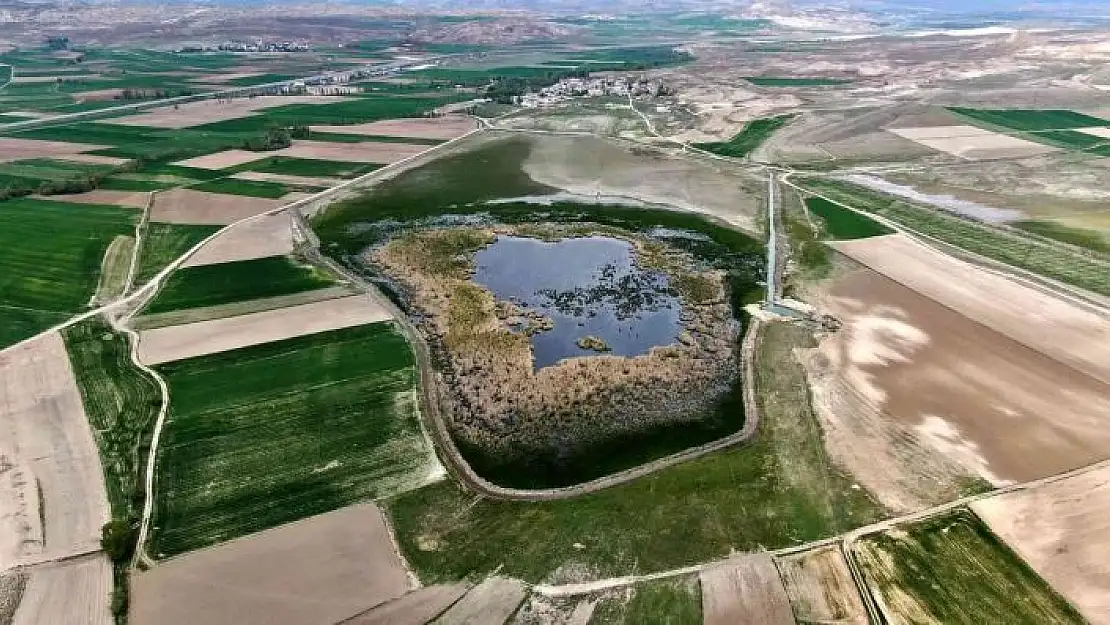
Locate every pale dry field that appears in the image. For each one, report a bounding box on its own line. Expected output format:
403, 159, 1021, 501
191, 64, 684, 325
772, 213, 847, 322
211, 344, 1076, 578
150, 188, 288, 225
232, 171, 342, 188
886, 125, 1057, 159
11, 553, 111, 625
432, 577, 527, 625
273, 139, 429, 164
55, 153, 132, 166
92, 235, 136, 305
522, 134, 763, 234
804, 262, 1110, 512
137, 294, 392, 365
1076, 126, 1110, 138
172, 149, 273, 170
0, 138, 107, 163
132, 504, 410, 625
311, 115, 476, 140
34, 189, 150, 208
777, 546, 868, 625
699, 554, 795, 625
831, 234, 1110, 384
345, 584, 471, 625
131, 285, 357, 331
0, 333, 109, 571
181, 212, 294, 268
972, 465, 1110, 624
105, 95, 352, 128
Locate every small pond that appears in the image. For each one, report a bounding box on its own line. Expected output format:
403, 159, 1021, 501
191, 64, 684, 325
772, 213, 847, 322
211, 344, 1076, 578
472, 235, 684, 368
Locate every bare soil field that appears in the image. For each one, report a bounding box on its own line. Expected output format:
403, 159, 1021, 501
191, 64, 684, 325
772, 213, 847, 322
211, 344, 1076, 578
35, 189, 150, 209
0, 138, 108, 163
105, 95, 352, 128
311, 115, 477, 140
273, 139, 430, 164
55, 153, 133, 166
699, 554, 795, 625
149, 188, 289, 225
172, 149, 274, 170
972, 464, 1110, 624
0, 333, 109, 571
887, 126, 1058, 160
777, 546, 868, 625
131, 285, 357, 331
431, 576, 527, 625
521, 133, 764, 234
830, 234, 1110, 384
180, 212, 293, 268
136, 294, 392, 365
232, 171, 343, 188
1076, 126, 1110, 138
11, 553, 111, 625
344, 584, 471, 625
804, 261, 1110, 512
132, 504, 410, 625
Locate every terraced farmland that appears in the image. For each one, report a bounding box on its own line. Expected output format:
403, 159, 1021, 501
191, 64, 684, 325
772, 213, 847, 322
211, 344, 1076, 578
793, 176, 1110, 296
853, 509, 1084, 624
0, 196, 136, 347
150, 322, 433, 558
143, 255, 336, 314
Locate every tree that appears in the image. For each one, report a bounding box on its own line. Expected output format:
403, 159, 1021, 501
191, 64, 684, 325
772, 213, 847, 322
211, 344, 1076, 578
100, 519, 137, 564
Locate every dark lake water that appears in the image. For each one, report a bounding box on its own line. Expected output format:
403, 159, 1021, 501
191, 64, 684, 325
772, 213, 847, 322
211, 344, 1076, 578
472, 235, 684, 369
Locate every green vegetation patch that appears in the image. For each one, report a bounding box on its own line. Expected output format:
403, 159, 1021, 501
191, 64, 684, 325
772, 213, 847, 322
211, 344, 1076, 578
192, 95, 463, 133
744, 76, 850, 87
134, 223, 221, 286
144, 255, 336, 314
805, 196, 893, 239
151, 322, 428, 557
243, 156, 382, 179
949, 107, 1110, 131
188, 177, 295, 199
855, 509, 1085, 624
794, 177, 1110, 296
1026, 129, 1110, 150
591, 578, 702, 625
693, 114, 795, 158
388, 323, 881, 582
1014, 219, 1110, 254
0, 158, 121, 196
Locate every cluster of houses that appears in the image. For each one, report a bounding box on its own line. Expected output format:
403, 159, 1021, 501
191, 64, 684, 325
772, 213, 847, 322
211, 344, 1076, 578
519, 76, 669, 108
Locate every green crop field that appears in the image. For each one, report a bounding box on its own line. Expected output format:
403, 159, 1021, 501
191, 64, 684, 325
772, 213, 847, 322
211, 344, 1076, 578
0, 64, 11, 88
794, 177, 1110, 296
64, 318, 161, 520
388, 323, 881, 583
143, 255, 336, 314
150, 322, 431, 557
0, 158, 119, 192
744, 76, 850, 87
1025, 129, 1110, 150
805, 196, 893, 239
302, 131, 445, 146
188, 177, 295, 199
949, 107, 1110, 131
134, 223, 221, 285
242, 156, 383, 179
854, 509, 1084, 624
0, 197, 135, 346
192, 95, 464, 133
97, 176, 171, 192
1014, 220, 1110, 255
692, 114, 795, 158
592, 578, 702, 625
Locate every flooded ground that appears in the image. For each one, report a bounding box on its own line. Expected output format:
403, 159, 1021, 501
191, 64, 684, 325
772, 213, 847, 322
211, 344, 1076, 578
472, 235, 683, 368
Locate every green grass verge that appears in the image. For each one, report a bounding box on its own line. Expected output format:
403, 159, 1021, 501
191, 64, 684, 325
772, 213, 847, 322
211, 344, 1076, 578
0, 196, 136, 314
134, 223, 221, 286
150, 322, 428, 557
856, 509, 1085, 624
591, 578, 702, 624
1014, 219, 1110, 254
388, 323, 881, 583
744, 76, 850, 87
794, 177, 1110, 296
144, 255, 336, 314
692, 114, 795, 158
805, 196, 893, 239
188, 177, 292, 199
63, 318, 161, 520
948, 107, 1110, 131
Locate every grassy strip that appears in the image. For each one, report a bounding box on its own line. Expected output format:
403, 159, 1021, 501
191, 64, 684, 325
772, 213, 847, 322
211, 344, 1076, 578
1013, 219, 1110, 254
948, 107, 1110, 131
794, 177, 1110, 296
0, 196, 136, 313
805, 197, 893, 240
151, 322, 428, 557
692, 114, 795, 158
188, 177, 292, 199
592, 578, 702, 624
855, 509, 1085, 624
143, 255, 336, 314
388, 323, 881, 583
134, 223, 221, 286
